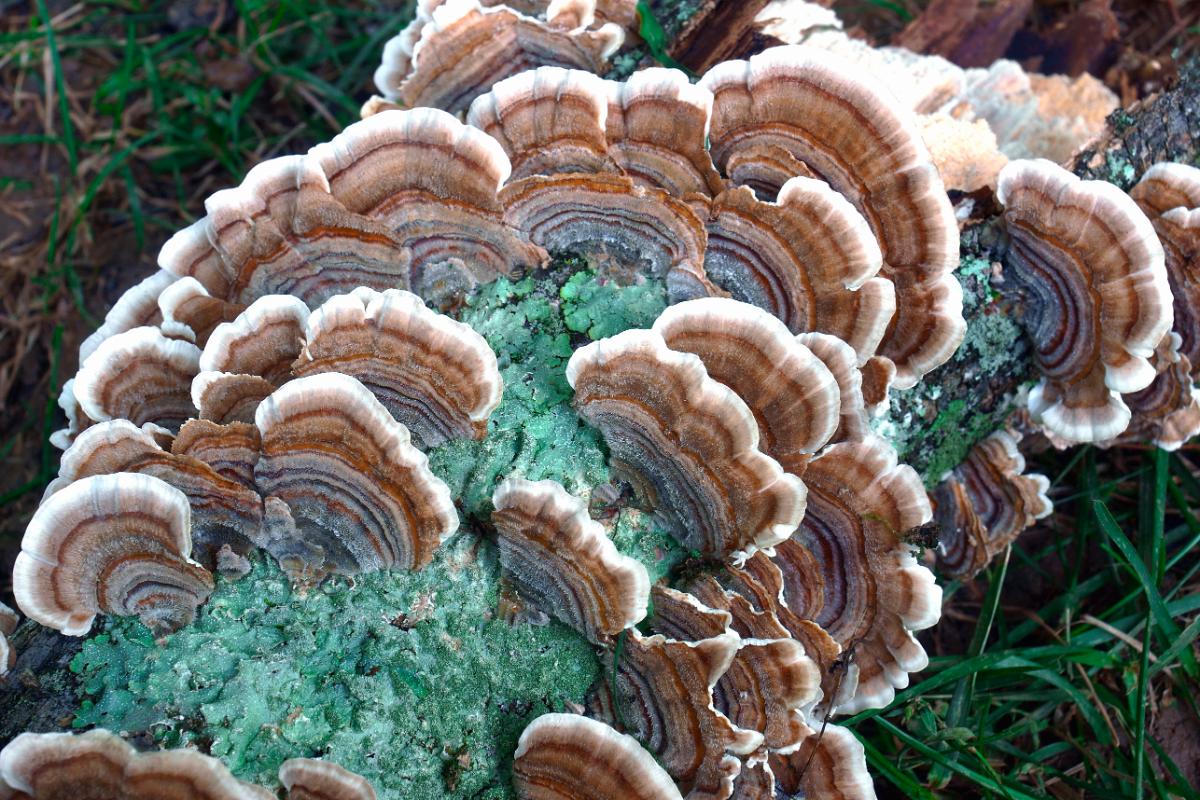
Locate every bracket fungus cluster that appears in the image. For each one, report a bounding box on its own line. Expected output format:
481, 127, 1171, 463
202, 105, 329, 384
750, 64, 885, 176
373, 0, 632, 115
19, 10, 1200, 798
933, 430, 1053, 580
0, 729, 378, 800
997, 158, 1174, 444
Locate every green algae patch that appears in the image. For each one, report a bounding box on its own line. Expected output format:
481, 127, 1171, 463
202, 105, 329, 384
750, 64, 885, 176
70, 268, 680, 799
428, 270, 666, 519
560, 271, 666, 340
73, 539, 599, 800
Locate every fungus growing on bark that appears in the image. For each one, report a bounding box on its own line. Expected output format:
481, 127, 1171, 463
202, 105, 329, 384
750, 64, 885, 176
293, 287, 502, 448
1113, 333, 1200, 451
500, 172, 717, 301
171, 420, 261, 489
787, 437, 941, 713
0, 602, 16, 676
158, 277, 245, 345
700, 45, 964, 389
652, 297, 841, 475
0, 729, 274, 800
793, 332, 872, 443
279, 758, 378, 800
374, 0, 624, 116
604, 68, 726, 197
566, 328, 806, 559
998, 158, 1173, 443
253, 373, 458, 579
159, 110, 542, 310
199, 296, 309, 386
768, 725, 876, 800
14, 473, 214, 636
649, 585, 732, 642
606, 630, 762, 798
646, 585, 819, 753
700, 179, 895, 362
727, 755, 774, 800
934, 430, 1053, 579
49, 420, 263, 572
714, 554, 847, 709
78, 270, 178, 365
491, 476, 650, 642
73, 327, 201, 436
466, 67, 616, 180
512, 713, 683, 800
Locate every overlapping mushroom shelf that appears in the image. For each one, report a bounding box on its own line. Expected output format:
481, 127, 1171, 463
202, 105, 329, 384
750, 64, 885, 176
50, 46, 968, 453
31, 32, 1200, 800
0, 728, 376, 800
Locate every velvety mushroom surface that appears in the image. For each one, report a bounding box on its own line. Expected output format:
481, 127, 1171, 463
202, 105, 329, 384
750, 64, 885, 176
998, 158, 1172, 444
18, 29, 1084, 800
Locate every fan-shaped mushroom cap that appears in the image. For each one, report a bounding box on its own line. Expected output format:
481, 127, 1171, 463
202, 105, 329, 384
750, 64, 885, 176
189, 296, 310, 422
1131, 162, 1200, 215
79, 270, 178, 365
376, 0, 623, 116
192, 373, 278, 425
998, 159, 1173, 443
512, 713, 683, 800
466, 67, 617, 179
253, 373, 458, 578
934, 430, 1052, 579
0, 602, 17, 676
1130, 163, 1200, 373
653, 298, 841, 475
566, 328, 807, 559
279, 759, 377, 800
294, 287, 502, 448
51, 420, 263, 570
700, 45, 963, 389
700, 179, 895, 362
608, 630, 762, 799
0, 730, 132, 799
158, 277, 244, 345
728, 754, 774, 800
649, 585, 732, 642
1116, 333, 1200, 451
501, 172, 716, 301
769, 725, 877, 800
491, 477, 650, 642
160, 110, 542, 310
49, 378, 94, 451
0, 730, 274, 800
74, 327, 200, 435
304, 109, 544, 304
604, 68, 726, 197
14, 473, 214, 636
713, 638, 820, 752
715, 555, 849, 710
172, 420, 261, 489
158, 156, 399, 305
790, 436, 940, 713
794, 332, 871, 443
647, 585, 819, 754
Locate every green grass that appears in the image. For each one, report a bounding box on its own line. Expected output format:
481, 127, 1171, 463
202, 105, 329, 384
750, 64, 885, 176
0, 0, 410, 510
848, 447, 1200, 798
2, 3, 1199, 798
